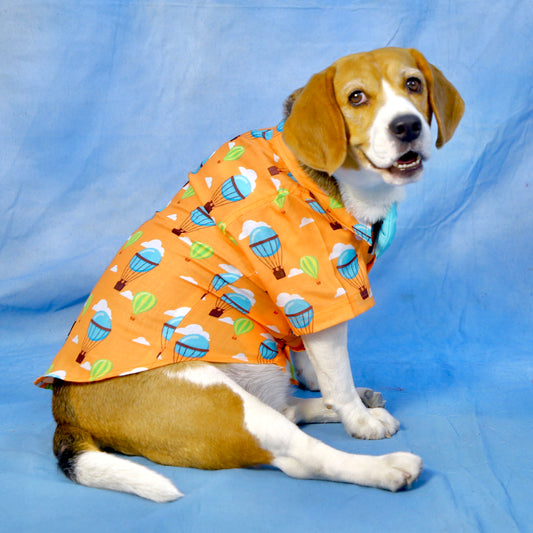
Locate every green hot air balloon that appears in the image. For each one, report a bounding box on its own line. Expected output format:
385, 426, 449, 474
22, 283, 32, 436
273, 188, 289, 209
190, 241, 214, 261
182, 185, 196, 199
123, 230, 143, 249
89, 359, 113, 381
131, 291, 157, 320
81, 293, 93, 316
224, 145, 245, 161
233, 317, 254, 339
299, 255, 320, 284
329, 196, 344, 209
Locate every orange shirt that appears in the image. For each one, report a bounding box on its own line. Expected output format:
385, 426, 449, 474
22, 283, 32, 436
36, 122, 396, 388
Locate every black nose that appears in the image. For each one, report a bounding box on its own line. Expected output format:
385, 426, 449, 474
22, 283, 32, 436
389, 114, 422, 143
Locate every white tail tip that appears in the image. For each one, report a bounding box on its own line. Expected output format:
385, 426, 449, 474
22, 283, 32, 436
74, 450, 183, 503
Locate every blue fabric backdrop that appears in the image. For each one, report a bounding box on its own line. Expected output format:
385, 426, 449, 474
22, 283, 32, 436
1, 1, 532, 531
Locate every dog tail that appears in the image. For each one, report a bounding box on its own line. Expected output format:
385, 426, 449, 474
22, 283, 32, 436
53, 424, 183, 502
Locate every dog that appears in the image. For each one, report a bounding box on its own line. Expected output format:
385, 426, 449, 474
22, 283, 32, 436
36, 47, 464, 502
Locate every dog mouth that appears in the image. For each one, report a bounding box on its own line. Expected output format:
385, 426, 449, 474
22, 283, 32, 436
389, 151, 423, 177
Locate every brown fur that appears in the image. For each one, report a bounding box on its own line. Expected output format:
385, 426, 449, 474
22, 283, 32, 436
53, 363, 273, 469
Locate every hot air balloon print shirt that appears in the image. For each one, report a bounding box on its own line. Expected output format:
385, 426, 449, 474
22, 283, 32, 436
36, 122, 397, 387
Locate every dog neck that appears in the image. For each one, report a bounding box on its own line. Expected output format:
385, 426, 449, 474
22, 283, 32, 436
334, 165, 406, 224
301, 161, 405, 225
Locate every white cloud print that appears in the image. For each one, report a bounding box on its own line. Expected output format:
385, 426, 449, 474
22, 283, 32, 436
276, 292, 304, 308
329, 243, 355, 261
132, 337, 151, 346
92, 299, 112, 318
239, 220, 269, 240
140, 239, 165, 257
238, 167, 257, 191
175, 324, 210, 341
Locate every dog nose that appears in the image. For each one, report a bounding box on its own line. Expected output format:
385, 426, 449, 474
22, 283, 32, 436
389, 115, 422, 143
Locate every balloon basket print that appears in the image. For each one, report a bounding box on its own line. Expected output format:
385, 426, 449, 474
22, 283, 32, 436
76, 310, 112, 364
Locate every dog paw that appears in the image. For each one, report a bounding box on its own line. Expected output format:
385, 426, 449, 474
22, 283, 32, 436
345, 407, 400, 440
374, 452, 423, 491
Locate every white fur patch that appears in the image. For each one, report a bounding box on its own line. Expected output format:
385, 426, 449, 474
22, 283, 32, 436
75, 451, 182, 503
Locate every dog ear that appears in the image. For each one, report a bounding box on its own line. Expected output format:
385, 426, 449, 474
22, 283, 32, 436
282, 66, 347, 175
409, 49, 465, 148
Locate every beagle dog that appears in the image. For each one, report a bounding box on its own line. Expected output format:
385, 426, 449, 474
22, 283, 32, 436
42, 47, 464, 502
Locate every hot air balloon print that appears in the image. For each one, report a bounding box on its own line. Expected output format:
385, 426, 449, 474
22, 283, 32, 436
76, 310, 112, 364
189, 241, 214, 261
283, 298, 314, 335
258, 339, 278, 363
158, 315, 187, 356
123, 230, 143, 250
209, 291, 253, 318
114, 247, 162, 291
174, 333, 210, 362
249, 225, 286, 279
273, 188, 289, 209
130, 291, 157, 320
251, 128, 273, 140
233, 317, 254, 339
89, 359, 113, 381
353, 223, 373, 245
209, 272, 242, 292
299, 255, 320, 284
305, 197, 341, 230
172, 206, 216, 237
203, 175, 252, 213
336, 248, 370, 300
224, 145, 245, 161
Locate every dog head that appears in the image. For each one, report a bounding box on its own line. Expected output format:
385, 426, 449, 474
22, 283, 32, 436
283, 47, 464, 186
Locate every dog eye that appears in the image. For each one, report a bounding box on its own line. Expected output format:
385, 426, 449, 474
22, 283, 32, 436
348, 90, 367, 106
405, 77, 423, 93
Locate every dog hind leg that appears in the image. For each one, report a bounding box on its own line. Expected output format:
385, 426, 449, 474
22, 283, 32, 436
182, 363, 422, 492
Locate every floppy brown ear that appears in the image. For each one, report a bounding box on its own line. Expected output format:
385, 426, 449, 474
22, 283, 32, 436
282, 66, 347, 175
409, 49, 465, 148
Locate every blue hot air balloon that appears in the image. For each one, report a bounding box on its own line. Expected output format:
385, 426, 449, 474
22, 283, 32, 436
249, 226, 286, 279
77, 310, 112, 363
174, 333, 209, 361
258, 339, 278, 361
209, 291, 252, 318
172, 206, 215, 236
204, 175, 253, 213
158, 315, 186, 356
305, 198, 341, 230
220, 175, 252, 202
251, 128, 273, 140
353, 224, 373, 245
337, 248, 370, 299
209, 272, 242, 292
284, 299, 314, 333
115, 247, 162, 290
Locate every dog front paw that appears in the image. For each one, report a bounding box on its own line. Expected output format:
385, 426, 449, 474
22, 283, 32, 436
373, 452, 423, 491
344, 407, 400, 440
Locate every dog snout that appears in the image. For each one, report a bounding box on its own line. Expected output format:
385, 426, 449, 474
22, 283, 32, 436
389, 114, 422, 143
